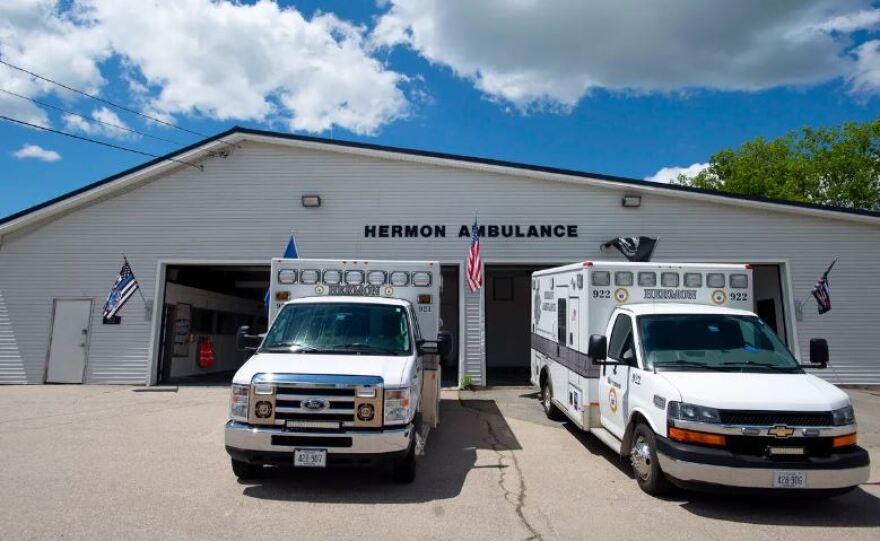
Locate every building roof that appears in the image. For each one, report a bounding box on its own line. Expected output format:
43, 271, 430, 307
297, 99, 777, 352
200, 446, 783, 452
2, 126, 879, 236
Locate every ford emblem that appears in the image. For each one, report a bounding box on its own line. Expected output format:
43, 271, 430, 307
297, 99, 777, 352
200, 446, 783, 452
302, 399, 328, 411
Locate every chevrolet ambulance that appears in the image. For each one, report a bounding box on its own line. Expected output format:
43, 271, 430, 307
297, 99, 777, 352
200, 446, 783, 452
531, 261, 870, 496
225, 259, 449, 483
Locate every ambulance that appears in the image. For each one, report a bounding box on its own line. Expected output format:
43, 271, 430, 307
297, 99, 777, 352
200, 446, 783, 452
225, 259, 450, 483
531, 261, 870, 496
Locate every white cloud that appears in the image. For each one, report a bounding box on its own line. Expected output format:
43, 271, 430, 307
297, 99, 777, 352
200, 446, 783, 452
62, 106, 134, 139
848, 40, 880, 95
373, 0, 877, 110
12, 143, 61, 162
806, 9, 880, 33
2, 1, 409, 135
0, 0, 109, 125
645, 163, 708, 184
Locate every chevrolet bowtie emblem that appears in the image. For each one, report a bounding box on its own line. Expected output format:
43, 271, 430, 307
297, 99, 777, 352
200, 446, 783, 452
767, 425, 796, 438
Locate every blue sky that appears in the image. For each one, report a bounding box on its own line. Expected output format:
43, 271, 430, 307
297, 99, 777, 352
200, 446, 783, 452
2, 1, 879, 219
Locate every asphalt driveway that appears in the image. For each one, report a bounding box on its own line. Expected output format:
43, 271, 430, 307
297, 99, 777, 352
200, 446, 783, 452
0, 385, 878, 540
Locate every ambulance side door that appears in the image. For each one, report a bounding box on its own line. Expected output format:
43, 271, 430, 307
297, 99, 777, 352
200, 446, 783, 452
549, 286, 569, 402
566, 294, 583, 416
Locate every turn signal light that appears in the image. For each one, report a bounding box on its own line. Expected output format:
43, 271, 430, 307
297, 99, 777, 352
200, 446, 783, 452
668, 427, 726, 447
832, 433, 857, 448
275, 291, 291, 301
418, 294, 432, 304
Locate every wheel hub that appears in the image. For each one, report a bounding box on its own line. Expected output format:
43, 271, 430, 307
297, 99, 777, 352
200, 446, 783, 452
631, 436, 652, 481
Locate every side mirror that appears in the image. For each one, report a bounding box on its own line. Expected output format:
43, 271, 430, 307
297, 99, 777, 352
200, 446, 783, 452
437, 331, 454, 361
809, 338, 829, 369
237, 325, 262, 352
588, 334, 607, 364
418, 340, 440, 356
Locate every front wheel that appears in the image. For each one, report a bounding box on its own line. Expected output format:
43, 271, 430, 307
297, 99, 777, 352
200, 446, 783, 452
541, 378, 565, 421
392, 444, 417, 483
629, 423, 671, 496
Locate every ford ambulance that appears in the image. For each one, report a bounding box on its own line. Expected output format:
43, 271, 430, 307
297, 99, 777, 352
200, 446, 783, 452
531, 261, 870, 496
225, 259, 450, 483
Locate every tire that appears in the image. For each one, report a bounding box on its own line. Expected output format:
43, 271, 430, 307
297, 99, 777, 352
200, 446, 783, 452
231, 457, 262, 480
629, 422, 671, 496
541, 377, 565, 421
392, 444, 417, 484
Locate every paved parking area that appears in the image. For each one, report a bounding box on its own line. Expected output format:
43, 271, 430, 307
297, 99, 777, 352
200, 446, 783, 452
0, 385, 878, 540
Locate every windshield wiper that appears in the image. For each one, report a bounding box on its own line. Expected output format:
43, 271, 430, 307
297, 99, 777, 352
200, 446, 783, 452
331, 343, 401, 355
655, 359, 726, 371
721, 361, 797, 372
261, 342, 320, 353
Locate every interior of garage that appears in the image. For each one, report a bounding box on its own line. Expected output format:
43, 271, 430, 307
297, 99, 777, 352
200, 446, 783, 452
440, 265, 460, 387
484, 265, 553, 386
157, 264, 269, 384
752, 264, 789, 345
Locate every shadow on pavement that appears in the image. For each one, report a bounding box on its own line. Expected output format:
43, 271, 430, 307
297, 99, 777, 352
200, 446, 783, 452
240, 398, 520, 503
673, 487, 880, 527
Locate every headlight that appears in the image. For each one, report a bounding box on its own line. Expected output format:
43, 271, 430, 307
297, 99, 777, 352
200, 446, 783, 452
230, 384, 249, 421
667, 401, 721, 424
384, 388, 412, 425
831, 405, 855, 426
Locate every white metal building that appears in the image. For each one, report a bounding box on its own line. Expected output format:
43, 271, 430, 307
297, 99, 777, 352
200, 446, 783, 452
1, 127, 878, 386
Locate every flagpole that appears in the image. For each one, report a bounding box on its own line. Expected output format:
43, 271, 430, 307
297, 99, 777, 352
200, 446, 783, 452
121, 253, 149, 305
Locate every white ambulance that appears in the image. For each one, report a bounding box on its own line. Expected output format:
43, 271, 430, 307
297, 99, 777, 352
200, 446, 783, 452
225, 259, 449, 483
531, 261, 870, 496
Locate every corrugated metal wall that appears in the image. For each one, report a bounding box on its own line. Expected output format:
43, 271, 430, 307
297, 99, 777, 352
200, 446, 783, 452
0, 140, 878, 384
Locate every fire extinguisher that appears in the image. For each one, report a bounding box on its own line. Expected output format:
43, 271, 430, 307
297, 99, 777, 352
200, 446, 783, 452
198, 337, 215, 368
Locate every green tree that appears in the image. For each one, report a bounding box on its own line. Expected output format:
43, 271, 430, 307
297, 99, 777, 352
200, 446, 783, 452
675, 119, 880, 211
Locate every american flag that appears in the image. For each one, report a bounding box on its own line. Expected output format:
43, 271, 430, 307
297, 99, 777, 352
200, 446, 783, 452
466, 218, 482, 293
103, 259, 140, 319
811, 259, 837, 315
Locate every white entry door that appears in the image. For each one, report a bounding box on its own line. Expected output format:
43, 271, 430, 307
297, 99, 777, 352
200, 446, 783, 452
46, 299, 93, 383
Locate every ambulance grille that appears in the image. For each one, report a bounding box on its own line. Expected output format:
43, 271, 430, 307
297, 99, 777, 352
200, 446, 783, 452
719, 410, 833, 427
273, 385, 356, 425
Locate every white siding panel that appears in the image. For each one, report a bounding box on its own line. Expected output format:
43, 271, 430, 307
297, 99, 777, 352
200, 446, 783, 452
462, 288, 485, 386
0, 140, 878, 384
0, 290, 27, 383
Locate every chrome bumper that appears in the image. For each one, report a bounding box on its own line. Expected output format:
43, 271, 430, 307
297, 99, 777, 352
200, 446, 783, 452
658, 453, 871, 490
224, 420, 413, 455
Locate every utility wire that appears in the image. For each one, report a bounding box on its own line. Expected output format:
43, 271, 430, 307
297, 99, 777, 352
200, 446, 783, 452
0, 88, 187, 146
0, 58, 206, 137
0, 58, 235, 147
0, 114, 203, 170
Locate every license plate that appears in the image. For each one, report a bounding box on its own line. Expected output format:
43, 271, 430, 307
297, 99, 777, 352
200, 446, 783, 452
294, 449, 327, 468
773, 470, 807, 489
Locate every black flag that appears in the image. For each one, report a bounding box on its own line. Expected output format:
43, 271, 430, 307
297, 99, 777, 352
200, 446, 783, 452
602, 236, 657, 262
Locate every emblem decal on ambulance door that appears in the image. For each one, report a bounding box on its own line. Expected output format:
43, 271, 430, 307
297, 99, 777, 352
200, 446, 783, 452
711, 290, 727, 305
614, 288, 629, 303
608, 388, 619, 413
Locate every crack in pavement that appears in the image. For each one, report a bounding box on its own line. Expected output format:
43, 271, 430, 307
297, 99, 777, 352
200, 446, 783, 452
458, 392, 543, 541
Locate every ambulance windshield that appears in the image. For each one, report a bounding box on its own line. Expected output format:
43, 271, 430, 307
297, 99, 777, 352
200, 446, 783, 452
262, 302, 412, 356
638, 314, 801, 372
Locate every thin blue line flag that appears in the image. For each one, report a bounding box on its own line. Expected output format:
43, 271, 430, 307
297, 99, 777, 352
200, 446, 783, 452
103, 259, 140, 319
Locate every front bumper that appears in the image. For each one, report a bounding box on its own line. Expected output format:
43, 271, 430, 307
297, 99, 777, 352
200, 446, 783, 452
656, 436, 870, 491
225, 420, 412, 456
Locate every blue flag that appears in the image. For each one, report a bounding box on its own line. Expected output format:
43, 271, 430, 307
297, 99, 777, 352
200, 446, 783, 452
265, 234, 298, 306
103, 259, 140, 318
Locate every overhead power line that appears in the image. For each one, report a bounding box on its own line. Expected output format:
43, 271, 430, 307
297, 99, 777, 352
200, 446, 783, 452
0, 58, 209, 138
0, 114, 202, 170
0, 87, 187, 146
